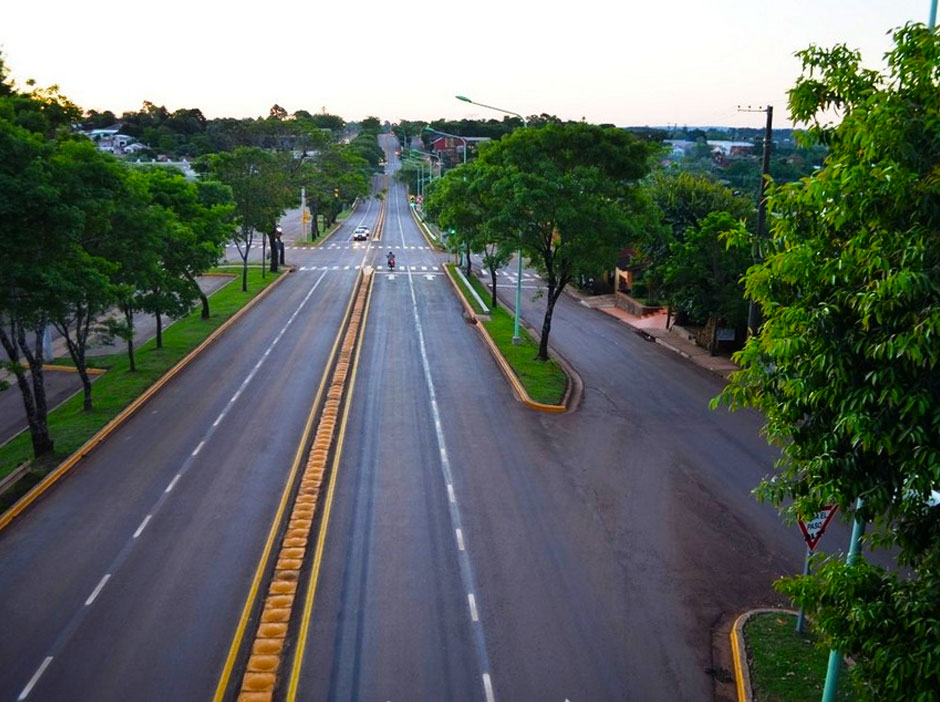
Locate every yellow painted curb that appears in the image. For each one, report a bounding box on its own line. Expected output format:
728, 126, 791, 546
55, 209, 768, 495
0, 271, 292, 534
213, 270, 363, 701
441, 264, 568, 413
729, 608, 797, 702
39, 364, 107, 376
731, 612, 750, 702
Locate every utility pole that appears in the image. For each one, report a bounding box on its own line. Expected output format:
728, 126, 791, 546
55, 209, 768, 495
738, 105, 773, 336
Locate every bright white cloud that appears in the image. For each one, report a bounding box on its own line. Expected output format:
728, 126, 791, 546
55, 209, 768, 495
1, 0, 931, 126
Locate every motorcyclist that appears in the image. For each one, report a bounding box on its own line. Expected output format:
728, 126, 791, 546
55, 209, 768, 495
387, 251, 395, 269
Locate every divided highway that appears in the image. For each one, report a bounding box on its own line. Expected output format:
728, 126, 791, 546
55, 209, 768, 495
1, 136, 811, 702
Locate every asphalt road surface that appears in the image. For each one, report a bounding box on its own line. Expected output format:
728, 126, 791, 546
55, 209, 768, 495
0, 137, 850, 701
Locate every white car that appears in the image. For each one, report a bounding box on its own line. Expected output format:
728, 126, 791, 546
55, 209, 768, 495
353, 226, 370, 241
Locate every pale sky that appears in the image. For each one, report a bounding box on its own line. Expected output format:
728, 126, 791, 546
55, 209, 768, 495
2, 0, 932, 128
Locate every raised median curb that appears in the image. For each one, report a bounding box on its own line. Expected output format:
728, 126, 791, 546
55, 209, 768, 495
0, 268, 294, 533
730, 608, 798, 702
409, 205, 443, 251
442, 263, 580, 413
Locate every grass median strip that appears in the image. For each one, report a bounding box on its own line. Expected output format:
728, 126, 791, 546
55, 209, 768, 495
446, 264, 566, 406
745, 611, 855, 701
0, 269, 279, 511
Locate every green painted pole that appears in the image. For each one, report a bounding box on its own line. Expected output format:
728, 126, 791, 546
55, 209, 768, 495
821, 498, 865, 702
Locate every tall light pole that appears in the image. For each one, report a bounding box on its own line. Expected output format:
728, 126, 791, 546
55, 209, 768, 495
456, 95, 528, 344
930, 0, 937, 30
423, 126, 468, 164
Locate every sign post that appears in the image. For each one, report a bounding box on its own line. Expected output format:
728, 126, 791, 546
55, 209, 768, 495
795, 505, 838, 633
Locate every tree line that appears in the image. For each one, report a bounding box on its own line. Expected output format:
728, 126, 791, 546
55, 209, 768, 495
0, 56, 378, 460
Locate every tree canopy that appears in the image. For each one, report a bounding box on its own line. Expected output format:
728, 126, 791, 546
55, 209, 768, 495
429, 122, 658, 359
717, 23, 940, 699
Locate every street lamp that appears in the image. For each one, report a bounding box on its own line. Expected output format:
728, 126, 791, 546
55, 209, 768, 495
423, 126, 468, 164
456, 94, 528, 344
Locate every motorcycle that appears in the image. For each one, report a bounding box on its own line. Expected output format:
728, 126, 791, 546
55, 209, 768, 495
387, 256, 396, 271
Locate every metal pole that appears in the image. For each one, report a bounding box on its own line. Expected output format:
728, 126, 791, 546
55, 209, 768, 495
455, 96, 528, 343
796, 546, 811, 633
930, 0, 937, 30
821, 498, 866, 702
512, 247, 523, 343
747, 105, 773, 337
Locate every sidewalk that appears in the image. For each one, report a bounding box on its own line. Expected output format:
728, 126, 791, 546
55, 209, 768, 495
567, 290, 740, 378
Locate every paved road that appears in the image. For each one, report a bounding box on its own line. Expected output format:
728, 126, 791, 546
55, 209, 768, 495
0, 135, 855, 702
289, 138, 797, 702
0, 200, 384, 700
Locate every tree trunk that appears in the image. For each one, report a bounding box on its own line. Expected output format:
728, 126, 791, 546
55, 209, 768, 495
490, 268, 499, 309
185, 271, 210, 319
156, 310, 163, 349
311, 203, 320, 238
123, 304, 136, 372
242, 257, 248, 292
0, 320, 54, 456
464, 241, 472, 277
268, 229, 279, 273
537, 281, 566, 361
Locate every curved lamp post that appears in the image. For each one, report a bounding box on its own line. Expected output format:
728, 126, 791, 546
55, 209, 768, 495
456, 95, 528, 344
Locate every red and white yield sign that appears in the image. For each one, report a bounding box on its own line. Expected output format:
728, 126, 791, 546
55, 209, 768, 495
798, 506, 839, 551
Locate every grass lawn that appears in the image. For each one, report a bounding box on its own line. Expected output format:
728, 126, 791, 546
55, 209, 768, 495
745, 612, 855, 702
0, 268, 280, 510
447, 264, 567, 406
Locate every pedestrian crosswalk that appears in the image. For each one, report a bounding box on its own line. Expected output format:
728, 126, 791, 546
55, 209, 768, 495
296, 265, 442, 274
224, 244, 433, 252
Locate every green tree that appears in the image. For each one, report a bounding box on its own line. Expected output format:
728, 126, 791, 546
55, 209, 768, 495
208, 147, 289, 290
451, 123, 658, 359
424, 165, 512, 306
717, 24, 940, 700
45, 139, 128, 409
643, 171, 754, 309
0, 111, 63, 455
662, 211, 750, 352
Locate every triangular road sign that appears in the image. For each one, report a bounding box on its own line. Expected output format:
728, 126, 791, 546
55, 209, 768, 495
799, 506, 839, 551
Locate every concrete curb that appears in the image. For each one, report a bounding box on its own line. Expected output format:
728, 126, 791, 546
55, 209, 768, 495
441, 264, 573, 413
0, 269, 293, 534
409, 206, 442, 251
730, 608, 798, 702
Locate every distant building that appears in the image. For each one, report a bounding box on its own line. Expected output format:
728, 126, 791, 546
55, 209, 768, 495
428, 135, 490, 162
82, 123, 140, 155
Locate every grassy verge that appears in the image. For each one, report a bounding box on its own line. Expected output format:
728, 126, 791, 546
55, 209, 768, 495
0, 268, 280, 509
745, 612, 855, 702
447, 264, 567, 405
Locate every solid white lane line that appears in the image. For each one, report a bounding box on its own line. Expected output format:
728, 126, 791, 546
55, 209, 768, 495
447, 484, 456, 503
468, 593, 479, 621
18, 656, 53, 700
85, 574, 111, 606
165, 474, 181, 493
192, 441, 205, 456
133, 515, 152, 539
483, 673, 495, 702
213, 412, 225, 427
456, 528, 465, 551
